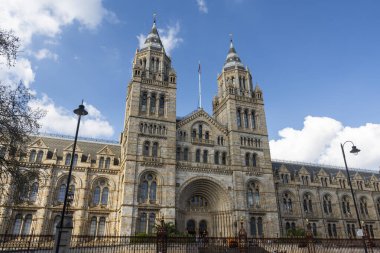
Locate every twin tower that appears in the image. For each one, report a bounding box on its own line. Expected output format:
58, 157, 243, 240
119, 18, 279, 236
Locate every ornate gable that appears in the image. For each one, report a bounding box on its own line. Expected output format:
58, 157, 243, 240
177, 109, 228, 135
63, 143, 83, 153
279, 164, 289, 173
299, 166, 310, 175
97, 145, 115, 156
29, 138, 49, 149
317, 168, 328, 177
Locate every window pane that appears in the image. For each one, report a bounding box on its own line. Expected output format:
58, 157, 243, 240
30, 183, 39, 202
98, 217, 106, 236
36, 151, 43, 163
149, 182, 157, 201
52, 215, 61, 235
12, 215, 23, 235
101, 187, 109, 205
65, 154, 71, 166
90, 217, 97, 236
93, 186, 101, 205
58, 184, 66, 203
21, 214, 33, 235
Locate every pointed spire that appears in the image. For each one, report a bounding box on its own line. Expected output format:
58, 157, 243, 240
141, 14, 164, 51
224, 35, 243, 69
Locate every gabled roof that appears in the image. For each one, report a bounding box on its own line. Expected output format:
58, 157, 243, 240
97, 145, 115, 156
28, 138, 49, 149
176, 108, 228, 135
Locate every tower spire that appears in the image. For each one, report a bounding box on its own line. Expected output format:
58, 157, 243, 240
198, 61, 202, 109
141, 13, 164, 51
224, 35, 243, 69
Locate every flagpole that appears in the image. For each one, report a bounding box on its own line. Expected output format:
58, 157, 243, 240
198, 61, 202, 109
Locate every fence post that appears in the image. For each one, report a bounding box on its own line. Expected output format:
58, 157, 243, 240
54, 215, 73, 253
238, 219, 248, 253
156, 216, 167, 253
363, 226, 374, 253
305, 222, 315, 253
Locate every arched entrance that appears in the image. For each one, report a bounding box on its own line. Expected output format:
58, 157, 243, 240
176, 177, 233, 237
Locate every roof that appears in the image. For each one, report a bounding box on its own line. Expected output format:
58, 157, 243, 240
224, 39, 244, 69
141, 20, 164, 51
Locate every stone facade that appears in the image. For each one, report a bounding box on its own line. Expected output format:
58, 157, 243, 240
0, 19, 379, 239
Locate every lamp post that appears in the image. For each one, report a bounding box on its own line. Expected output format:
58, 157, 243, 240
340, 141, 367, 253
55, 103, 88, 253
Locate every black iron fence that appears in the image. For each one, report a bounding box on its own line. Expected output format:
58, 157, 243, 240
1, 234, 380, 253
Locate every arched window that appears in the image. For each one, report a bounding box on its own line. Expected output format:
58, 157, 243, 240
21, 214, 32, 235
257, 217, 263, 237
141, 92, 148, 112
99, 157, 104, 168
90, 217, 97, 236
73, 154, 78, 167
192, 129, 196, 138
244, 110, 249, 128
36, 150, 43, 163
205, 131, 209, 140
282, 193, 293, 213
139, 212, 147, 233
92, 179, 109, 206
195, 149, 201, 163
58, 184, 66, 203
303, 193, 313, 213
150, 93, 156, 113
52, 215, 61, 235
176, 147, 181, 160
159, 95, 165, 115
247, 181, 260, 208
285, 222, 290, 232
360, 197, 369, 216
29, 182, 39, 202
222, 152, 227, 165
101, 187, 109, 205
252, 153, 257, 167
148, 213, 156, 234
251, 111, 256, 129
250, 217, 256, 236
143, 142, 150, 156
183, 148, 189, 161
105, 157, 111, 169
65, 153, 71, 166
376, 199, 380, 216
12, 214, 23, 235
236, 109, 242, 127
139, 173, 157, 204
29, 150, 36, 162
245, 153, 250, 166
214, 151, 219, 164
98, 217, 106, 236
93, 186, 101, 205
0, 146, 6, 158
198, 124, 203, 139
152, 142, 158, 157
323, 195, 332, 214
342, 196, 351, 214
203, 150, 208, 163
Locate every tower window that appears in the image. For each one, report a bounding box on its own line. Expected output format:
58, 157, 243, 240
203, 150, 208, 163
251, 111, 256, 129
159, 94, 165, 115
244, 110, 249, 128
141, 92, 148, 112
198, 124, 203, 139
150, 93, 156, 114
236, 109, 242, 127
195, 149, 201, 163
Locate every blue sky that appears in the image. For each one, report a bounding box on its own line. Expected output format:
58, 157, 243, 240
1, 0, 380, 169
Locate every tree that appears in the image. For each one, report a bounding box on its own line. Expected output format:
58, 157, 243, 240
0, 82, 45, 202
0, 29, 20, 67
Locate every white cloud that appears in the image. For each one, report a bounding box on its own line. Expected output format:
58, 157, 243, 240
269, 116, 380, 170
0, 58, 35, 87
137, 22, 183, 55
196, 0, 208, 13
33, 49, 58, 61
29, 94, 114, 138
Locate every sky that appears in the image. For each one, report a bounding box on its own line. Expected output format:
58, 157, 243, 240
1, 0, 380, 170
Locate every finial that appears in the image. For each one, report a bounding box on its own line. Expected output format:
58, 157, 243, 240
229, 33, 233, 42
153, 13, 157, 24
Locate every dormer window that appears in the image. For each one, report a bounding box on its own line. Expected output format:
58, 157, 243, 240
105, 157, 111, 169
65, 154, 71, 166
36, 150, 43, 163
99, 157, 104, 168
29, 150, 36, 163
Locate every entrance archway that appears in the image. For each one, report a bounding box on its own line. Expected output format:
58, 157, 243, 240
176, 177, 233, 236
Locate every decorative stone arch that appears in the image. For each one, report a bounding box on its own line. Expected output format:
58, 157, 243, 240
137, 169, 163, 204
176, 176, 233, 236
53, 174, 81, 206
89, 176, 114, 207
245, 179, 262, 208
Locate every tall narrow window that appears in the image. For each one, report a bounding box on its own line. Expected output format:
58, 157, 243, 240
98, 217, 106, 236
150, 93, 156, 113
139, 213, 147, 233
205, 131, 209, 140
93, 186, 101, 205
250, 217, 256, 236
176, 147, 181, 160
64, 154, 71, 166
52, 215, 61, 235
159, 95, 165, 115
236, 109, 242, 127
203, 150, 208, 163
139, 173, 157, 204
12, 214, 23, 235
198, 125, 203, 139
30, 182, 39, 202
148, 213, 156, 234
105, 157, 111, 169
323, 195, 332, 214
195, 149, 201, 162
141, 92, 148, 112
99, 157, 104, 168
183, 148, 189, 161
143, 142, 150, 156
222, 152, 227, 165
152, 142, 158, 157
247, 182, 260, 208
73, 154, 78, 167
149, 181, 157, 201
214, 151, 219, 164
36, 150, 43, 163
245, 153, 250, 166
251, 111, 256, 129
244, 110, 249, 128
21, 214, 32, 235
29, 150, 36, 162
90, 217, 97, 236
101, 187, 109, 205
252, 153, 257, 167
58, 184, 66, 203
257, 217, 263, 236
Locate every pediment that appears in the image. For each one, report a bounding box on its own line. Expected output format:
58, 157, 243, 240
299, 166, 310, 175
353, 172, 363, 180
177, 109, 227, 135
29, 138, 49, 149
97, 145, 115, 156
336, 171, 346, 178
63, 143, 83, 153
370, 175, 379, 182
317, 168, 328, 177
279, 164, 289, 173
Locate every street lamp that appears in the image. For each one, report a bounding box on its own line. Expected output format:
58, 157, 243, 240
56, 103, 88, 253
340, 141, 367, 253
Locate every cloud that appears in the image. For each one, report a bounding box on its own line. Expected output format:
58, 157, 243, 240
137, 22, 183, 55
33, 49, 59, 61
0, 58, 35, 87
29, 94, 114, 138
196, 0, 208, 13
269, 116, 380, 170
